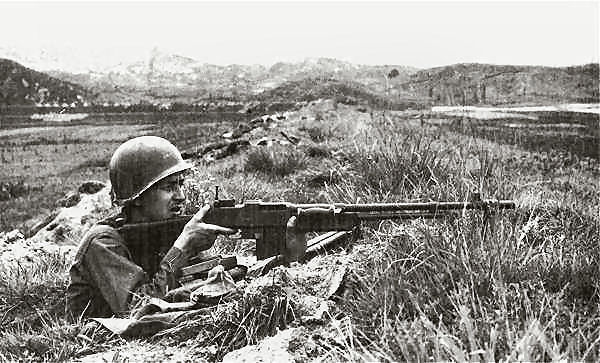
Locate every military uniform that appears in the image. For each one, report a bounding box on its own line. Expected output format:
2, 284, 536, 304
67, 216, 190, 318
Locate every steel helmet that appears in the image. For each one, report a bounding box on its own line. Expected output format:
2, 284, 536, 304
109, 136, 192, 203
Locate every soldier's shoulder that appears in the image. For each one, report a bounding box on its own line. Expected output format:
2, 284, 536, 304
82, 219, 125, 247
85, 224, 121, 239
73, 223, 125, 262
83, 213, 125, 237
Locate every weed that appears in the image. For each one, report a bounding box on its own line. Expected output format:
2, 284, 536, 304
244, 145, 308, 178
0, 250, 121, 360
302, 142, 332, 158
151, 284, 294, 361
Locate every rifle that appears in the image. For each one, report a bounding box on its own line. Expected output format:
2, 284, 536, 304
117, 190, 515, 276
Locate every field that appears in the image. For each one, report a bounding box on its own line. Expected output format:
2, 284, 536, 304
0, 101, 599, 361
0, 111, 253, 232
433, 109, 599, 161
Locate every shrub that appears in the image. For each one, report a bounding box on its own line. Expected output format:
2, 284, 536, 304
244, 145, 308, 178
299, 125, 334, 142
303, 143, 332, 158
339, 129, 458, 200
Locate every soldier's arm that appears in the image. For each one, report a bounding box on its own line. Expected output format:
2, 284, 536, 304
82, 236, 191, 314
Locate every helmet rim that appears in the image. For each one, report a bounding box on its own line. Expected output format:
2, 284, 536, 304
116, 161, 192, 204
108, 136, 192, 204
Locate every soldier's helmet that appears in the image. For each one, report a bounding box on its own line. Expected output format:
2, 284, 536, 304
109, 136, 191, 203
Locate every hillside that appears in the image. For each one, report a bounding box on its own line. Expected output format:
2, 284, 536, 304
4, 54, 599, 107
46, 54, 415, 103
254, 77, 420, 109
0, 59, 89, 106
49, 56, 599, 106
265, 58, 414, 93
397, 63, 599, 105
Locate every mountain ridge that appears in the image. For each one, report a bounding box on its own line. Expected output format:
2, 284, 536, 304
401, 62, 599, 105
46, 54, 416, 104
0, 58, 90, 106
1, 53, 598, 107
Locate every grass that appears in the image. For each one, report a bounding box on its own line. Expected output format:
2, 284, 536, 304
244, 144, 308, 178
0, 113, 246, 232
0, 103, 598, 360
441, 111, 599, 161
319, 112, 599, 361
0, 249, 121, 360
233, 106, 598, 360
225, 107, 597, 360
336, 214, 599, 360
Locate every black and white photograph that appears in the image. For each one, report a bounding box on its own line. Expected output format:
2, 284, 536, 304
0, 1, 598, 361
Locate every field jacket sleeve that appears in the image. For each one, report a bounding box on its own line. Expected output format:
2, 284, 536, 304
70, 225, 189, 316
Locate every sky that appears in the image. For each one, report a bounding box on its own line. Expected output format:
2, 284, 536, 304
0, 1, 598, 71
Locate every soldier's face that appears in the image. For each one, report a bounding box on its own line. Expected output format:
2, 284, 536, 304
136, 173, 186, 221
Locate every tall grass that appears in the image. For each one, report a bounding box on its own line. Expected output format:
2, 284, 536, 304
244, 144, 308, 178
334, 213, 599, 361
310, 114, 600, 361
203, 108, 599, 360
0, 250, 122, 360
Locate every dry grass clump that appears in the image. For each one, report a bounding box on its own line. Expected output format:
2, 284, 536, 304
342, 130, 458, 200
155, 284, 294, 361
310, 114, 600, 361
336, 210, 599, 361
214, 284, 294, 358
0, 250, 121, 360
244, 144, 308, 178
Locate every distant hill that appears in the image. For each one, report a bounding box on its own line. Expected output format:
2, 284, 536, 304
265, 58, 414, 93
255, 62, 599, 107
46, 53, 415, 104
255, 77, 417, 109
3, 52, 598, 107
0, 58, 89, 106
48, 54, 597, 106
397, 63, 599, 105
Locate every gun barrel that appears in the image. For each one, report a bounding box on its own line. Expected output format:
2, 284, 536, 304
296, 200, 515, 212
357, 212, 442, 220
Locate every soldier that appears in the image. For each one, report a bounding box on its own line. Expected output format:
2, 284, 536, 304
67, 136, 236, 318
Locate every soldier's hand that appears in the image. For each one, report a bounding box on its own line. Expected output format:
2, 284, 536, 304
285, 216, 307, 264
173, 205, 236, 253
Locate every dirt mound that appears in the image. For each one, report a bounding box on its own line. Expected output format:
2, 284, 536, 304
1, 185, 113, 262
222, 328, 297, 362
29, 186, 113, 246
